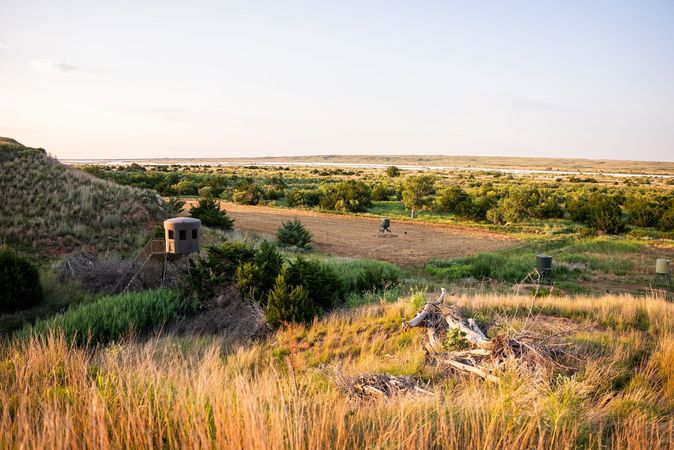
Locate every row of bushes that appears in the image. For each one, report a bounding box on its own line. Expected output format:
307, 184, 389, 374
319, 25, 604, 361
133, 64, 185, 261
421, 181, 674, 233
186, 241, 402, 327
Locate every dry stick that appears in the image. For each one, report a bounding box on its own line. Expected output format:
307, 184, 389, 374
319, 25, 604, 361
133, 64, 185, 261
442, 359, 500, 384
406, 288, 446, 328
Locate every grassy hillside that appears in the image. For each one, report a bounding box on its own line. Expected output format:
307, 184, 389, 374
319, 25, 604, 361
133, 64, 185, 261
3, 292, 674, 448
0, 138, 164, 255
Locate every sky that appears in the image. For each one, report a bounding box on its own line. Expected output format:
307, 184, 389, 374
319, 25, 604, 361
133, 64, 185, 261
1, 0, 673, 161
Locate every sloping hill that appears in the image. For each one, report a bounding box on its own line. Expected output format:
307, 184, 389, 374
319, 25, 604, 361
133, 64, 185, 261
0, 138, 164, 255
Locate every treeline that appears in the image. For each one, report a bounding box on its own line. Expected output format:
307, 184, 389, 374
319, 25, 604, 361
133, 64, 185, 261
82, 165, 674, 234
413, 177, 674, 234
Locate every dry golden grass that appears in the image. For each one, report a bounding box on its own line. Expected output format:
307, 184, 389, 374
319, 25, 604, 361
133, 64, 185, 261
3, 293, 674, 449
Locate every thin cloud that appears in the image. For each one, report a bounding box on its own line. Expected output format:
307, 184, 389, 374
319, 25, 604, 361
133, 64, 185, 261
0, 42, 10, 49
29, 59, 79, 75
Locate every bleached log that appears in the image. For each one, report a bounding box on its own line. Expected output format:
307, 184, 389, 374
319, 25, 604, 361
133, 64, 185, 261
450, 348, 491, 358
407, 303, 435, 328
444, 315, 490, 347
442, 359, 500, 384
467, 319, 487, 340
406, 288, 446, 328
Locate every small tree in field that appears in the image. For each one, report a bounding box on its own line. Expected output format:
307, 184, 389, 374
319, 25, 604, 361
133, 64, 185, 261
402, 176, 436, 218
265, 268, 314, 328
434, 185, 473, 218
164, 197, 185, 215
660, 205, 674, 231
276, 219, 312, 249
236, 241, 284, 303
569, 193, 625, 234
386, 166, 401, 177
189, 197, 234, 230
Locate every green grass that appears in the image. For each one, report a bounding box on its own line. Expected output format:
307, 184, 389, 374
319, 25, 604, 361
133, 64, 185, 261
20, 289, 192, 345
345, 286, 402, 308
425, 236, 668, 294
320, 258, 404, 296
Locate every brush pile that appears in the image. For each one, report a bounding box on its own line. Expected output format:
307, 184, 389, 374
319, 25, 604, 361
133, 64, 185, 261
336, 373, 433, 399
406, 289, 576, 384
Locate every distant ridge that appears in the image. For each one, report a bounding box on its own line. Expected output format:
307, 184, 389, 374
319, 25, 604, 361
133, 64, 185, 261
0, 139, 165, 255
66, 154, 674, 176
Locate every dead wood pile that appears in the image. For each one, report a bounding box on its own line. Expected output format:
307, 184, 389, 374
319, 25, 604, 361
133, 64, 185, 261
336, 373, 433, 399
53, 252, 136, 294
405, 289, 575, 384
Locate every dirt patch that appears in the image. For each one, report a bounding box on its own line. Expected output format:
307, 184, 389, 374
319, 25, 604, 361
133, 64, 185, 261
187, 201, 519, 266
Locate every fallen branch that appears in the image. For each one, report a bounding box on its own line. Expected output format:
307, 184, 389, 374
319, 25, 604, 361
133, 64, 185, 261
441, 359, 500, 384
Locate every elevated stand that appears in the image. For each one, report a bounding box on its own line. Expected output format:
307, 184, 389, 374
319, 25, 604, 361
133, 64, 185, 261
652, 273, 673, 292
121, 240, 193, 292
160, 253, 192, 288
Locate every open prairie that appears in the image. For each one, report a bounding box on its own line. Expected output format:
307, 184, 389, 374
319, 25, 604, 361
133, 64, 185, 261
189, 201, 519, 266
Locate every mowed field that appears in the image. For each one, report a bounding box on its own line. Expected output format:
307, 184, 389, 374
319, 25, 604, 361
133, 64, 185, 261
187, 201, 519, 265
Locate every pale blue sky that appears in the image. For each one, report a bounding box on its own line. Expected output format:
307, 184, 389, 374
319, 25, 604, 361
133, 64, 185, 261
1, 0, 673, 161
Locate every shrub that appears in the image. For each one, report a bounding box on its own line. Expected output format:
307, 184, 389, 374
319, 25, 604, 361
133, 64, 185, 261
531, 191, 565, 219
487, 194, 531, 224
585, 194, 626, 234
189, 198, 234, 230
276, 219, 312, 249
625, 194, 663, 228
285, 258, 341, 310
187, 242, 256, 298
470, 192, 498, 221
285, 189, 304, 207
386, 166, 401, 177
23, 289, 189, 345
286, 189, 321, 208
164, 197, 186, 215
567, 193, 626, 234
231, 180, 263, 205
319, 181, 372, 212
236, 241, 284, 302
371, 183, 396, 201
660, 205, 674, 232
265, 269, 314, 328
0, 246, 44, 313
434, 185, 474, 218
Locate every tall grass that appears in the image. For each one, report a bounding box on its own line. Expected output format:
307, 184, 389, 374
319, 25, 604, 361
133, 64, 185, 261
321, 258, 403, 294
20, 289, 190, 345
3, 293, 674, 448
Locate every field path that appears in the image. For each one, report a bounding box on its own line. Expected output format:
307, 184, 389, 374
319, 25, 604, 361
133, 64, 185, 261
187, 201, 519, 266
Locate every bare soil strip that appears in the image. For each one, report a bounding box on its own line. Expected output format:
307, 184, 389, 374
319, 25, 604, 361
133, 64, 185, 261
189, 202, 519, 266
